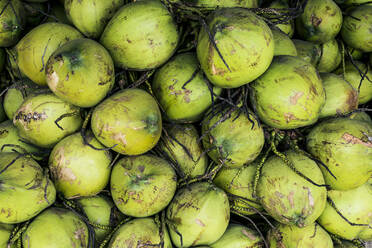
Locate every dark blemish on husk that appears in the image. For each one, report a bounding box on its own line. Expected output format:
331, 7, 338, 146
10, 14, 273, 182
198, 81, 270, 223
346, 90, 358, 110
342, 133, 372, 148
284, 112, 298, 123
310, 14, 322, 27
14, 111, 47, 123
290, 92, 304, 105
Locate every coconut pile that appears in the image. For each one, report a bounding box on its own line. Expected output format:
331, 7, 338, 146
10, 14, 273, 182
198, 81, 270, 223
0, 0, 371, 247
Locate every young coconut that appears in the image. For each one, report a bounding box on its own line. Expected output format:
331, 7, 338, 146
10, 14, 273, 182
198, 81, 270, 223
213, 161, 263, 215
341, 5, 372, 53
111, 154, 177, 217
257, 150, 327, 227
296, 0, 342, 44
271, 28, 297, 57
197, 8, 274, 88
22, 207, 89, 248
76, 195, 125, 243
0, 152, 56, 224
267, 0, 295, 37
267, 223, 333, 248
183, 0, 259, 9
319, 73, 358, 118
334, 61, 372, 105
13, 92, 83, 148
64, 0, 124, 38
166, 182, 230, 247
318, 179, 372, 241
3, 79, 40, 119
0, 0, 25, 47
307, 117, 372, 190
45, 38, 115, 108
292, 39, 322, 66
250, 55, 325, 130
91, 88, 162, 155
49, 132, 112, 199
100, 0, 179, 70
201, 108, 264, 168
0, 224, 14, 247
15, 22, 83, 85
158, 124, 208, 178
210, 224, 263, 248
317, 39, 342, 73
108, 217, 173, 248
152, 52, 222, 123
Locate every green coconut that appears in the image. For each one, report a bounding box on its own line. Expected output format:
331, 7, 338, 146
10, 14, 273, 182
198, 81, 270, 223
166, 182, 230, 247
100, 0, 179, 70
158, 124, 208, 178
213, 162, 262, 215
76, 195, 124, 243
335, 61, 372, 104
3, 79, 40, 120
111, 154, 177, 217
341, 5, 372, 52
13, 92, 83, 148
0, 120, 41, 155
49, 132, 112, 199
307, 117, 372, 190
349, 111, 372, 124
268, 223, 333, 248
197, 8, 274, 88
22, 207, 89, 248
152, 52, 222, 123
271, 28, 297, 56
210, 224, 263, 248
65, 0, 124, 38
318, 179, 372, 241
0, 152, 56, 224
257, 150, 327, 227
296, 0, 342, 44
250, 55, 325, 129
318, 39, 342, 73
0, 0, 25, 47
108, 218, 173, 248
268, 0, 295, 37
91, 88, 162, 155
15, 22, 83, 85
0, 224, 13, 247
319, 73, 358, 118
201, 108, 264, 168
292, 39, 322, 66
45, 38, 115, 108
184, 0, 259, 9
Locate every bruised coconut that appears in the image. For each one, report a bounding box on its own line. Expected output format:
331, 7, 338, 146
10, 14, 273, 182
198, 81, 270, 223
197, 8, 274, 88
296, 0, 342, 44
100, 0, 179, 70
152, 52, 221, 123
334, 60, 372, 105
76, 195, 124, 243
271, 28, 297, 56
292, 39, 322, 66
307, 117, 372, 190
158, 124, 208, 178
318, 179, 372, 241
13, 92, 83, 148
108, 218, 173, 248
22, 207, 89, 248
201, 108, 264, 168
210, 224, 263, 248
257, 150, 327, 227
341, 5, 372, 52
49, 132, 112, 199
250, 55, 325, 130
213, 162, 263, 215
45, 38, 115, 108
319, 73, 358, 118
167, 182, 230, 247
91, 88, 162, 155
0, 0, 25, 47
65, 0, 124, 38
15, 22, 83, 85
267, 223, 333, 248
318, 39, 342, 73
0, 152, 56, 224
111, 154, 177, 217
